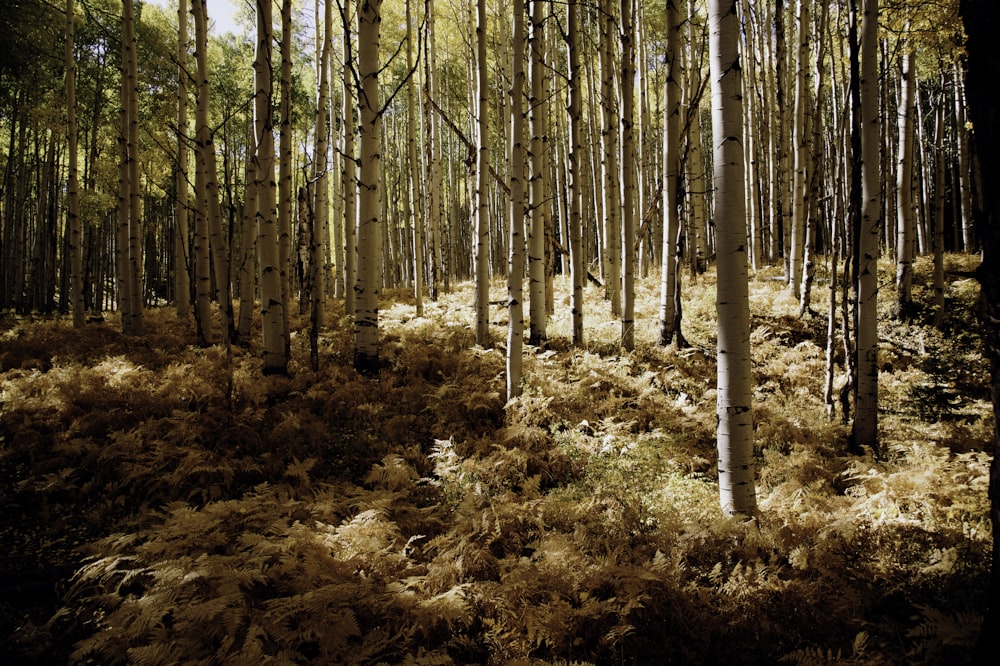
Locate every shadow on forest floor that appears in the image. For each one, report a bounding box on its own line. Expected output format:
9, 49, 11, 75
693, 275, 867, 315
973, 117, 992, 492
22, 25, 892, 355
0, 253, 992, 664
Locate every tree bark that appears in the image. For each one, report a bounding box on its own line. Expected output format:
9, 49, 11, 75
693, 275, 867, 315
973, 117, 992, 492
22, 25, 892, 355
254, 0, 288, 374
354, 0, 383, 374
710, 0, 757, 517
852, 0, 880, 455
959, 1, 1000, 655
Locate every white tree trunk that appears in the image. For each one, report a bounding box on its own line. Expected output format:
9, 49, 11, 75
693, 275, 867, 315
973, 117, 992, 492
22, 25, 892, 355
473, 0, 491, 346
895, 47, 916, 320
567, 0, 584, 346
852, 0, 880, 454
658, 0, 681, 347
254, 0, 288, 374
528, 0, 549, 345
507, 0, 527, 400
710, 0, 757, 516
620, 0, 637, 351
174, 0, 191, 319
354, 0, 383, 373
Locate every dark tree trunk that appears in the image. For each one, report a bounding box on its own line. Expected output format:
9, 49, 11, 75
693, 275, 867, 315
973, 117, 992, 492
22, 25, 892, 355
960, 1, 1000, 659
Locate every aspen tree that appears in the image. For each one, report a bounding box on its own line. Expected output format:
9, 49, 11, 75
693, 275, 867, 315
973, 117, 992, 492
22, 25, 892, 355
658, 0, 682, 347
254, 0, 288, 375
567, 0, 584, 346
528, 0, 549, 345
190, 0, 211, 344
894, 47, 916, 321
473, 0, 490, 347
342, 3, 357, 316
599, 1, 621, 318
932, 89, 946, 330
774, 0, 792, 275
354, 0, 383, 373
507, 0, 527, 401
710, 0, 757, 516
279, 0, 293, 347
65, 0, 84, 327
237, 136, 257, 343
406, 0, 424, 317
852, 0, 880, 455
313, 0, 333, 337
620, 0, 637, 351
116, 0, 144, 335
800, 0, 829, 317
174, 0, 191, 319
424, 0, 442, 302
688, 0, 708, 274
788, 0, 811, 297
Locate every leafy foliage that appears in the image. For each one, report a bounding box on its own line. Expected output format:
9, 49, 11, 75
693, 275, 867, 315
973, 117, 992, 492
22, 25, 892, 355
0, 256, 992, 664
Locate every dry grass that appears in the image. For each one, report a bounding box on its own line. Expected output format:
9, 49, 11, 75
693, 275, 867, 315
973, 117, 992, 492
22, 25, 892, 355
0, 253, 992, 664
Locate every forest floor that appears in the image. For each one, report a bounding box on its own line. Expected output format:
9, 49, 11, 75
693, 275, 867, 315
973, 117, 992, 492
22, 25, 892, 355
0, 253, 993, 665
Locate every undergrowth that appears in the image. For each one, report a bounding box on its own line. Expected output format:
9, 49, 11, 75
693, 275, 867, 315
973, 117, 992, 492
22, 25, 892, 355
0, 253, 992, 664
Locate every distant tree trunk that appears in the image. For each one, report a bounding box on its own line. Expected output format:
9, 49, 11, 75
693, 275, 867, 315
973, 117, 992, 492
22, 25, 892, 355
600, 0, 621, 319
118, 0, 143, 336
279, 0, 294, 352
620, 0, 637, 351
507, 0, 527, 401
254, 0, 288, 375
932, 90, 946, 330
852, 0, 880, 456
472, 0, 491, 346
342, 2, 357, 316
65, 0, 84, 327
567, 0, 584, 346
710, 0, 757, 516
959, 1, 1000, 655
658, 0, 681, 347
313, 0, 333, 337
424, 0, 442, 303
406, 0, 424, 317
174, 0, 191, 319
895, 46, 916, 321
788, 0, 811, 298
191, 0, 212, 344
237, 138, 257, 344
354, 0, 383, 373
528, 0, 549, 345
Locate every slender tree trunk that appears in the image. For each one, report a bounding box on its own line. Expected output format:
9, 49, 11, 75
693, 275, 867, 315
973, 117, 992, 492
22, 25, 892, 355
313, 0, 333, 341
66, 0, 84, 327
237, 134, 257, 343
600, 0, 621, 318
174, 0, 191, 319
473, 0, 491, 346
932, 92, 946, 330
895, 47, 916, 321
567, 0, 584, 346
852, 0, 880, 455
342, 3, 357, 316
406, 0, 424, 317
254, 0, 288, 374
620, 0, 637, 351
528, 0, 549, 344
354, 0, 383, 373
710, 0, 757, 516
507, 0, 527, 400
424, 0, 442, 302
788, 0, 811, 297
279, 0, 293, 351
658, 0, 681, 346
